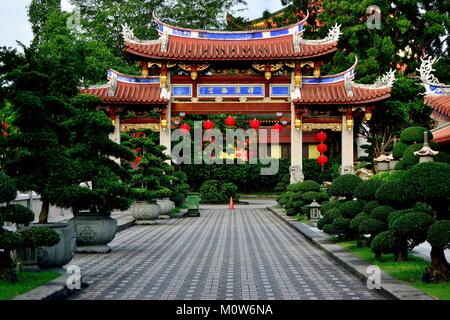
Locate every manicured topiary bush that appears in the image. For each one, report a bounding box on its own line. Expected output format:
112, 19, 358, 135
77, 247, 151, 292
278, 191, 294, 207
317, 218, 327, 230
300, 204, 310, 215
363, 200, 380, 214
392, 141, 409, 159
297, 180, 321, 192
399, 126, 433, 144
354, 179, 384, 201
287, 183, 303, 192
359, 218, 386, 241
387, 209, 414, 227
292, 192, 303, 201
434, 151, 450, 164
339, 200, 366, 219
371, 231, 399, 259
302, 191, 321, 204
401, 142, 439, 167
375, 179, 414, 208
370, 205, 394, 223
331, 217, 352, 240
321, 200, 342, 213
322, 208, 341, 225
322, 223, 336, 235
426, 221, 450, 281
200, 180, 239, 203
222, 182, 239, 202
391, 212, 434, 250
350, 212, 370, 232
330, 174, 363, 200
319, 190, 330, 202
293, 200, 305, 212
274, 182, 287, 192
286, 208, 297, 216
394, 161, 406, 170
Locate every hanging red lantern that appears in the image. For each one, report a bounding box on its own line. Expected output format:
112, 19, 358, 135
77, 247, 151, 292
3, 132, 8, 137
272, 123, 283, 132
135, 156, 142, 164
317, 143, 328, 153
135, 147, 141, 153
203, 119, 214, 130
225, 116, 236, 127
317, 155, 329, 166
250, 119, 261, 130
136, 132, 145, 139
316, 131, 327, 142
180, 123, 190, 134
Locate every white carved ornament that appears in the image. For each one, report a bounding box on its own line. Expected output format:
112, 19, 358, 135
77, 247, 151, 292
417, 56, 450, 95
121, 24, 169, 52
353, 69, 396, 89
299, 23, 342, 44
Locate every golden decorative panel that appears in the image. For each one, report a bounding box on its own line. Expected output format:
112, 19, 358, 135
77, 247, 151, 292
302, 123, 342, 132
120, 123, 160, 133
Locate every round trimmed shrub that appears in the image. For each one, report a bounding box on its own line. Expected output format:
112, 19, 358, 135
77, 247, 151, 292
319, 191, 330, 202
0, 204, 35, 226
394, 161, 406, 170
401, 162, 450, 211
274, 182, 286, 192
388, 208, 414, 227
321, 201, 342, 213
297, 180, 321, 192
375, 179, 414, 207
322, 208, 340, 224
323, 223, 336, 235
391, 212, 434, 246
200, 180, 225, 203
292, 192, 303, 201
300, 204, 310, 215
363, 200, 380, 214
370, 205, 394, 223
339, 200, 366, 219
402, 144, 422, 167
434, 151, 450, 164
0, 172, 17, 204
317, 218, 327, 230
302, 191, 321, 204
286, 208, 297, 216
330, 174, 363, 199
222, 182, 239, 201
287, 183, 303, 192
392, 141, 409, 159
20, 227, 60, 248
371, 231, 398, 257
350, 212, 369, 232
399, 126, 433, 144
354, 179, 384, 201
279, 191, 294, 206
359, 218, 386, 238
427, 220, 450, 250
281, 173, 291, 184
332, 217, 352, 237
293, 200, 305, 210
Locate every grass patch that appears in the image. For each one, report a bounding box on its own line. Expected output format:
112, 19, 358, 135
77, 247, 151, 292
293, 214, 309, 223
336, 240, 450, 300
0, 271, 61, 300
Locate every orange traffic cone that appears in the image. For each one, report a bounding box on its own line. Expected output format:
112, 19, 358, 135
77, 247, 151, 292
229, 197, 235, 210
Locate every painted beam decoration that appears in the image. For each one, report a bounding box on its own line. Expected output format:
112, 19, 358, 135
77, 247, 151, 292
107, 70, 160, 84
172, 85, 192, 97
198, 84, 264, 97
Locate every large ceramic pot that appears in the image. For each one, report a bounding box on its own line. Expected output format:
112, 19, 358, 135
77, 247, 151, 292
157, 198, 175, 215
132, 201, 161, 224
33, 222, 76, 268
68, 212, 117, 254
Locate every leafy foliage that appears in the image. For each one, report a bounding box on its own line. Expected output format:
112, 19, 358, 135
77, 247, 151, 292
330, 174, 362, 200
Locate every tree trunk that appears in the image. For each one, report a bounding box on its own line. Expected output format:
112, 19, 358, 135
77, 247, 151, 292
395, 248, 408, 262
39, 200, 50, 224
427, 247, 450, 282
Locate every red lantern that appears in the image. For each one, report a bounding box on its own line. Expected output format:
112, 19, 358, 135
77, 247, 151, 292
203, 119, 214, 130
272, 123, 283, 132
3, 132, 8, 137
225, 116, 236, 127
316, 131, 327, 142
250, 119, 261, 130
317, 155, 329, 166
135, 156, 141, 164
180, 123, 190, 134
136, 132, 145, 139
317, 143, 328, 153
135, 147, 141, 153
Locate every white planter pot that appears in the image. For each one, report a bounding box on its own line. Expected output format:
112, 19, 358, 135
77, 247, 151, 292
132, 201, 161, 224
69, 212, 117, 254
157, 198, 175, 214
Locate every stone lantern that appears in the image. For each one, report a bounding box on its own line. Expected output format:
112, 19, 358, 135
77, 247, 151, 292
414, 132, 439, 163
374, 153, 393, 172
308, 200, 321, 222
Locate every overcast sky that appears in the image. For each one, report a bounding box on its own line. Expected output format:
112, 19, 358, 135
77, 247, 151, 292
0, 0, 284, 49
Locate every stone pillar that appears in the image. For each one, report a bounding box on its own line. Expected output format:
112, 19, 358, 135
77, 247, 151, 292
341, 113, 354, 174
290, 103, 304, 183
160, 102, 172, 164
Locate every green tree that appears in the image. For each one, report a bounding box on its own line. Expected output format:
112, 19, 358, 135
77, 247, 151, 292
28, 0, 61, 45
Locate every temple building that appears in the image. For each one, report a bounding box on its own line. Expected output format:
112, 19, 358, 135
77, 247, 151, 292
81, 13, 394, 182
419, 57, 450, 153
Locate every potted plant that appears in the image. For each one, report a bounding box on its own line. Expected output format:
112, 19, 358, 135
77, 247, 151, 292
60, 94, 134, 253
123, 131, 172, 224
2, 69, 77, 268
0, 172, 59, 279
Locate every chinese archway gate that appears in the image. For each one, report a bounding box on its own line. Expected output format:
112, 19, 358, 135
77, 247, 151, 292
81, 12, 394, 183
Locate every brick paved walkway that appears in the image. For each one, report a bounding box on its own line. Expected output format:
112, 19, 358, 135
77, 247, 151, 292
70, 208, 384, 300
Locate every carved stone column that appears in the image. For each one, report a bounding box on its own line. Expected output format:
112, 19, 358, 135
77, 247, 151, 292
290, 103, 304, 183
341, 110, 354, 174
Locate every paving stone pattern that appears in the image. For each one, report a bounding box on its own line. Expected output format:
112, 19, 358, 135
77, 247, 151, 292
70, 208, 384, 300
